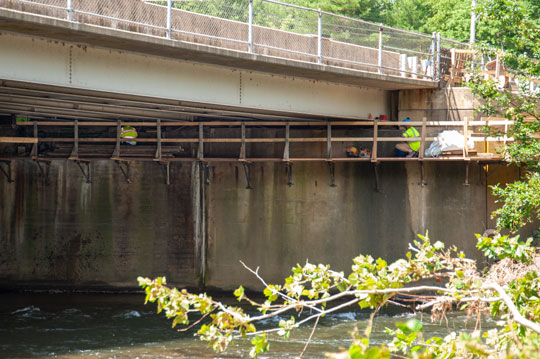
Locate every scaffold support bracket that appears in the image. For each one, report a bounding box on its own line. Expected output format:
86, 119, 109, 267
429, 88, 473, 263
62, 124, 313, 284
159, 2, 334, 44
374, 162, 380, 192
242, 161, 252, 189
286, 162, 293, 187
328, 161, 336, 187
75, 160, 91, 183
115, 160, 131, 184
34, 160, 51, 185
0, 161, 13, 183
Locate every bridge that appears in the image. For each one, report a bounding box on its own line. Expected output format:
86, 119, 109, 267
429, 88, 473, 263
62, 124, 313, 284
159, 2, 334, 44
0, 0, 516, 291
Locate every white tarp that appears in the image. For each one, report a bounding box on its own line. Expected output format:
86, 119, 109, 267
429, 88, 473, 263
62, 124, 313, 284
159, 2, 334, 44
424, 130, 475, 157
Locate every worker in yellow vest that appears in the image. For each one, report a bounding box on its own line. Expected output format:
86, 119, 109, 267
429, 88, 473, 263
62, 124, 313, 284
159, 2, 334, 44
395, 118, 420, 157
121, 125, 137, 145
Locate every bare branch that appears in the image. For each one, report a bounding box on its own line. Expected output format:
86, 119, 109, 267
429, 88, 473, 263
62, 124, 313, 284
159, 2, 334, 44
483, 282, 540, 334
297, 315, 320, 358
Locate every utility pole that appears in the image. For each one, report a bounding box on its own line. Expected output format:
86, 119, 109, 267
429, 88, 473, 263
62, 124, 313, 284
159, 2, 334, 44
470, 0, 476, 44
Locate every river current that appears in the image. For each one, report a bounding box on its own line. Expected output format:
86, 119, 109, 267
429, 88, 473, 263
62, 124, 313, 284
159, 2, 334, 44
0, 293, 498, 359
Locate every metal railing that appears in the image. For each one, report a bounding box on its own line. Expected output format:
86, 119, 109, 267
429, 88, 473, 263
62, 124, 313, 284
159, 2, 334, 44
3, 0, 469, 81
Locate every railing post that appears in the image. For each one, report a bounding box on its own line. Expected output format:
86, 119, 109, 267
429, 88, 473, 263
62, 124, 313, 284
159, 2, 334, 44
167, 0, 172, 39
378, 27, 383, 74
248, 0, 253, 53
431, 32, 436, 80
317, 9, 322, 64
436, 32, 441, 81
67, 0, 73, 21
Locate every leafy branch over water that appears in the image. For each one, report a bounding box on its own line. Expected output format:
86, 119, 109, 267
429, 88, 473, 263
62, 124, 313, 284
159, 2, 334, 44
138, 233, 540, 358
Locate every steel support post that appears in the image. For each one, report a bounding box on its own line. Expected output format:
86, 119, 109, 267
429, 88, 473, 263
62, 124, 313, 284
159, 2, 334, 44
166, 0, 172, 39
326, 121, 332, 160
155, 119, 162, 160
30, 120, 38, 158
317, 9, 322, 64
69, 119, 78, 160
431, 32, 436, 80
67, 0, 73, 21
378, 27, 383, 74
112, 120, 121, 159
436, 32, 441, 81
239, 121, 246, 160
248, 0, 253, 53
198, 122, 204, 160
283, 122, 290, 161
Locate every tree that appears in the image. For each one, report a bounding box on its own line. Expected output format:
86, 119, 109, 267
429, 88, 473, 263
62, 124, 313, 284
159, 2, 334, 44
139, 233, 540, 358
467, 0, 540, 231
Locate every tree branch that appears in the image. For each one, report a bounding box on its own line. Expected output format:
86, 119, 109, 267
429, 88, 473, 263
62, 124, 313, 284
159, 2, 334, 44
483, 282, 540, 334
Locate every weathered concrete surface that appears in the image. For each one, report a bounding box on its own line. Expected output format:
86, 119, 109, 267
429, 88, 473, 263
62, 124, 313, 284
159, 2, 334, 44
0, 160, 198, 289
0, 155, 524, 291
399, 87, 477, 123
0, 5, 436, 90
205, 161, 488, 290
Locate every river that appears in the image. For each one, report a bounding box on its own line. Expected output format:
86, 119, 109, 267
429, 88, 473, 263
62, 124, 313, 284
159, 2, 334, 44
0, 292, 498, 359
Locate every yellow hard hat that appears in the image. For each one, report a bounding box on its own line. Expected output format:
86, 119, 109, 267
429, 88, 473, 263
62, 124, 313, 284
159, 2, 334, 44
346, 146, 359, 157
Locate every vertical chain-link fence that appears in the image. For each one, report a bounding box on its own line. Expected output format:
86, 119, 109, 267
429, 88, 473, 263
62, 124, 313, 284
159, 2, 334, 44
253, 0, 319, 60
1, 0, 470, 80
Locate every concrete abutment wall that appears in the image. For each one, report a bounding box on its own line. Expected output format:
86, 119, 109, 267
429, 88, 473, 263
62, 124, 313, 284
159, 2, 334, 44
0, 158, 502, 291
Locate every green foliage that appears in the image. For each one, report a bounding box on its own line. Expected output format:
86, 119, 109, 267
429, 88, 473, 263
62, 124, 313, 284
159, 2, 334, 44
476, 233, 534, 263
139, 233, 540, 358
465, 0, 540, 232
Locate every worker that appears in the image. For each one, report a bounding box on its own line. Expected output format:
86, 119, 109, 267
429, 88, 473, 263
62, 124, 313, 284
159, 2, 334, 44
120, 125, 138, 145
395, 118, 420, 157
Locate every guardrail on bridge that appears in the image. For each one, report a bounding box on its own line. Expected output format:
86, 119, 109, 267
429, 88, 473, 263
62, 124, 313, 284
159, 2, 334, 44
1, 0, 469, 82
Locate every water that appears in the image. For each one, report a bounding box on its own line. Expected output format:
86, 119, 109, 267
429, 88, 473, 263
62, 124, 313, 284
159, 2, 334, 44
0, 293, 498, 359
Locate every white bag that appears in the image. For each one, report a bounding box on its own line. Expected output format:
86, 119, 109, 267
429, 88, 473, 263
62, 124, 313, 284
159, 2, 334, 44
424, 130, 474, 157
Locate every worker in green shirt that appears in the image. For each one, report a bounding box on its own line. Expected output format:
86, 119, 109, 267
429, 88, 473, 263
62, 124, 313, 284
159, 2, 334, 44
395, 117, 420, 157
120, 125, 138, 145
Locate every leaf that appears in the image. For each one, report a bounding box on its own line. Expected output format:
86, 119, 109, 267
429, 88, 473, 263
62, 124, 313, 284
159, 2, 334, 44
234, 286, 245, 301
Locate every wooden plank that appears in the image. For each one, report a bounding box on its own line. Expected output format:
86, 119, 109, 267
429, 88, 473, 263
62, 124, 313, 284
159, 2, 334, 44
0, 137, 38, 143
17, 119, 520, 128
